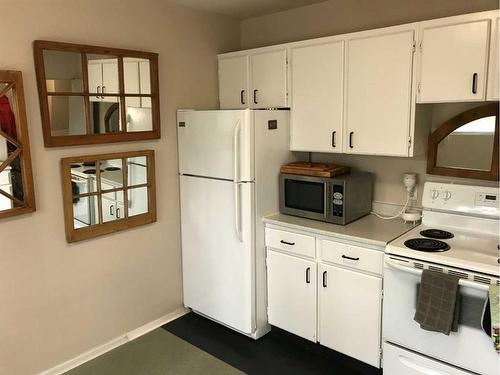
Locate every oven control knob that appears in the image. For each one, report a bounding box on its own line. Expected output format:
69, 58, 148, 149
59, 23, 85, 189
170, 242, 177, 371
333, 199, 343, 205
430, 189, 439, 200
333, 192, 343, 199
441, 190, 452, 201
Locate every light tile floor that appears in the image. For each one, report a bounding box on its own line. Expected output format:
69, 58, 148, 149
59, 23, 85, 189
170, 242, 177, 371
65, 328, 243, 375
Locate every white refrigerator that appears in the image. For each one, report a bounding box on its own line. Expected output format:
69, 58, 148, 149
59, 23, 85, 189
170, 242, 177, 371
178, 109, 291, 339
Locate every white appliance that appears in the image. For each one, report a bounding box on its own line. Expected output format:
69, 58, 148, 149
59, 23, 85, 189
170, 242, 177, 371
383, 182, 500, 375
177, 109, 291, 339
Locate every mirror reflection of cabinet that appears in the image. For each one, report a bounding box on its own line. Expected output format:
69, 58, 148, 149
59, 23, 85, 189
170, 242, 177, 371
0, 71, 36, 219
427, 103, 499, 180
61, 150, 156, 242
34, 40, 160, 146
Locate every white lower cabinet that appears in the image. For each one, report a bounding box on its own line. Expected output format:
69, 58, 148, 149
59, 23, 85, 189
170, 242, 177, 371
265, 225, 383, 368
266, 249, 317, 342
318, 263, 382, 367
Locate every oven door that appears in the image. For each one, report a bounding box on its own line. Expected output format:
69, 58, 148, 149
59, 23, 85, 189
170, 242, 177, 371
383, 255, 499, 375
279, 174, 330, 221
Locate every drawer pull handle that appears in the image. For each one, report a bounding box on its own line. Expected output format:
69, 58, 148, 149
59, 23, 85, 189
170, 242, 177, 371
305, 267, 310, 284
342, 255, 360, 261
322, 271, 327, 287
280, 240, 295, 246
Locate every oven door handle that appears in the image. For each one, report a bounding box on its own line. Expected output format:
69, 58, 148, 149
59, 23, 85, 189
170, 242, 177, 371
385, 257, 492, 292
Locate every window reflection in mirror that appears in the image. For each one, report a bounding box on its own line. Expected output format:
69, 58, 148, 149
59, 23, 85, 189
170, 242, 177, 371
43, 50, 83, 93
0, 70, 35, 218
63, 150, 156, 242
436, 116, 496, 171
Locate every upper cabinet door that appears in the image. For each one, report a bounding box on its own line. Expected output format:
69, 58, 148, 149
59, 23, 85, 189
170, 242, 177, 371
251, 49, 288, 108
87, 62, 102, 101
290, 40, 344, 152
418, 19, 490, 102
218, 55, 249, 109
487, 17, 499, 101
101, 61, 119, 96
345, 29, 415, 156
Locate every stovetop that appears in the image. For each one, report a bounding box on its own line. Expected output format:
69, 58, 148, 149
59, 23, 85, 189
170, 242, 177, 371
387, 224, 499, 276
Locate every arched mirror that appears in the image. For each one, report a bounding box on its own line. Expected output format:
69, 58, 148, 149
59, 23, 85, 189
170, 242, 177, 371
0, 71, 36, 219
427, 103, 499, 181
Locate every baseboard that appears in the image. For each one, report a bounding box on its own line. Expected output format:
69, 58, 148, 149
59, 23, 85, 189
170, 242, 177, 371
39, 307, 188, 375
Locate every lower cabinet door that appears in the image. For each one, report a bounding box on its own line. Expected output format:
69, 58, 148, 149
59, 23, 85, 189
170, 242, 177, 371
318, 263, 382, 367
267, 250, 317, 341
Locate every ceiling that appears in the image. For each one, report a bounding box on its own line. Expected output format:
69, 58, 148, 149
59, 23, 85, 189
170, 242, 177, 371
171, 0, 327, 19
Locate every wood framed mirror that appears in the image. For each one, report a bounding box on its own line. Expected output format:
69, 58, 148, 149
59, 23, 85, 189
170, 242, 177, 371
0, 70, 36, 219
427, 103, 499, 181
34, 40, 160, 147
61, 150, 156, 242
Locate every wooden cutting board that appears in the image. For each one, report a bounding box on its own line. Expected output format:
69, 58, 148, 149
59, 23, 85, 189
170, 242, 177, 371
280, 162, 350, 177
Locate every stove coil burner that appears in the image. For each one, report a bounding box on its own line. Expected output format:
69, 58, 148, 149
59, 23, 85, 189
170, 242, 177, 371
104, 167, 121, 171
83, 161, 96, 167
420, 229, 454, 240
70, 164, 82, 169
82, 169, 103, 175
404, 238, 450, 252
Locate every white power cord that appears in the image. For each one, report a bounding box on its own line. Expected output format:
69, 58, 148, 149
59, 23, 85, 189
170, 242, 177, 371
371, 194, 410, 220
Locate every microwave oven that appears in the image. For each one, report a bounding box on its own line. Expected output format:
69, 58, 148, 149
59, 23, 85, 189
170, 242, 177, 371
279, 172, 373, 225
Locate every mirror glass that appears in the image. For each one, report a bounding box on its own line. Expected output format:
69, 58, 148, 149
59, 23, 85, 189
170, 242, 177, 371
102, 190, 124, 223
73, 194, 98, 229
127, 156, 147, 186
87, 54, 119, 95
123, 58, 151, 95
90, 100, 122, 134
128, 186, 148, 217
48, 95, 86, 136
100, 159, 124, 190
43, 50, 83, 93
126, 99, 152, 132
436, 115, 496, 171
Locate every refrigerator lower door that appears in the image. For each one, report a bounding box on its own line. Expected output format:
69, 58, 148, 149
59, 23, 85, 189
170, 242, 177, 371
180, 175, 255, 334
177, 110, 254, 182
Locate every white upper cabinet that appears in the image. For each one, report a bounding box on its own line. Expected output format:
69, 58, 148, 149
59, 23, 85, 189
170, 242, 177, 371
344, 28, 415, 156
487, 16, 499, 101
289, 40, 344, 152
251, 49, 288, 108
218, 55, 250, 109
218, 49, 287, 109
417, 15, 491, 102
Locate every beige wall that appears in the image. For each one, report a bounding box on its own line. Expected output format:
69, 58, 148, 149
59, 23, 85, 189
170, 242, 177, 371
242, 0, 499, 208
0, 1, 239, 374
241, 0, 499, 49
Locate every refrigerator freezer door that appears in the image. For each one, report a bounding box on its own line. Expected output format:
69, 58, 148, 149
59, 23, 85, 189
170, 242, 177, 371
180, 175, 255, 334
177, 110, 254, 182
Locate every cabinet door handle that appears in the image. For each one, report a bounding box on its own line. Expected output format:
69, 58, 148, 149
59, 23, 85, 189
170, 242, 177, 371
96, 85, 101, 99
240, 90, 245, 105
342, 255, 360, 261
472, 73, 478, 94
116, 207, 121, 219
253, 89, 258, 104
280, 240, 295, 246
331, 131, 336, 148
305, 267, 311, 284
322, 271, 327, 288
349, 132, 354, 149
109, 204, 114, 216
101, 85, 106, 99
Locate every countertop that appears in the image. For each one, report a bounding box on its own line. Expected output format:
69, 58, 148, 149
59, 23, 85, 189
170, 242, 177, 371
263, 213, 417, 248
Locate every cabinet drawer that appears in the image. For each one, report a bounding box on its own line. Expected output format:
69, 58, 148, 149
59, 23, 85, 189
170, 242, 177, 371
265, 227, 315, 258
321, 239, 383, 275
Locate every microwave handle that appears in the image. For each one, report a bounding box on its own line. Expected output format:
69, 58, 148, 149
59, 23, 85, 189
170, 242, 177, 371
323, 182, 328, 218
385, 257, 491, 292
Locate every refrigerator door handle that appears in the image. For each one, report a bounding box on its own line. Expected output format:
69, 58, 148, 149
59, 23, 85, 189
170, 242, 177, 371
233, 119, 241, 183
234, 182, 242, 242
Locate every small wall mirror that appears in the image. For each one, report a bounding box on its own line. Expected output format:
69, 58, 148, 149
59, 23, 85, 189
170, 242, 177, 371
61, 150, 156, 242
0, 71, 36, 219
427, 103, 499, 180
34, 41, 160, 147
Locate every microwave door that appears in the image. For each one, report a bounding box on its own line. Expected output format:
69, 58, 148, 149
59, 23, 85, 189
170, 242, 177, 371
281, 177, 328, 220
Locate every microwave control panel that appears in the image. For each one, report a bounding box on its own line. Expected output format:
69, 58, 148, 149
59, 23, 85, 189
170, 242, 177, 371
332, 185, 343, 217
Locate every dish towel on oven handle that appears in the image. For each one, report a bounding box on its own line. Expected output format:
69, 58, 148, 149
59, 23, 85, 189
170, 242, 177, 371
414, 269, 460, 335
482, 284, 499, 353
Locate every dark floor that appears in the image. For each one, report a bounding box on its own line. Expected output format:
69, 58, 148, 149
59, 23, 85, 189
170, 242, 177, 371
163, 312, 382, 375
